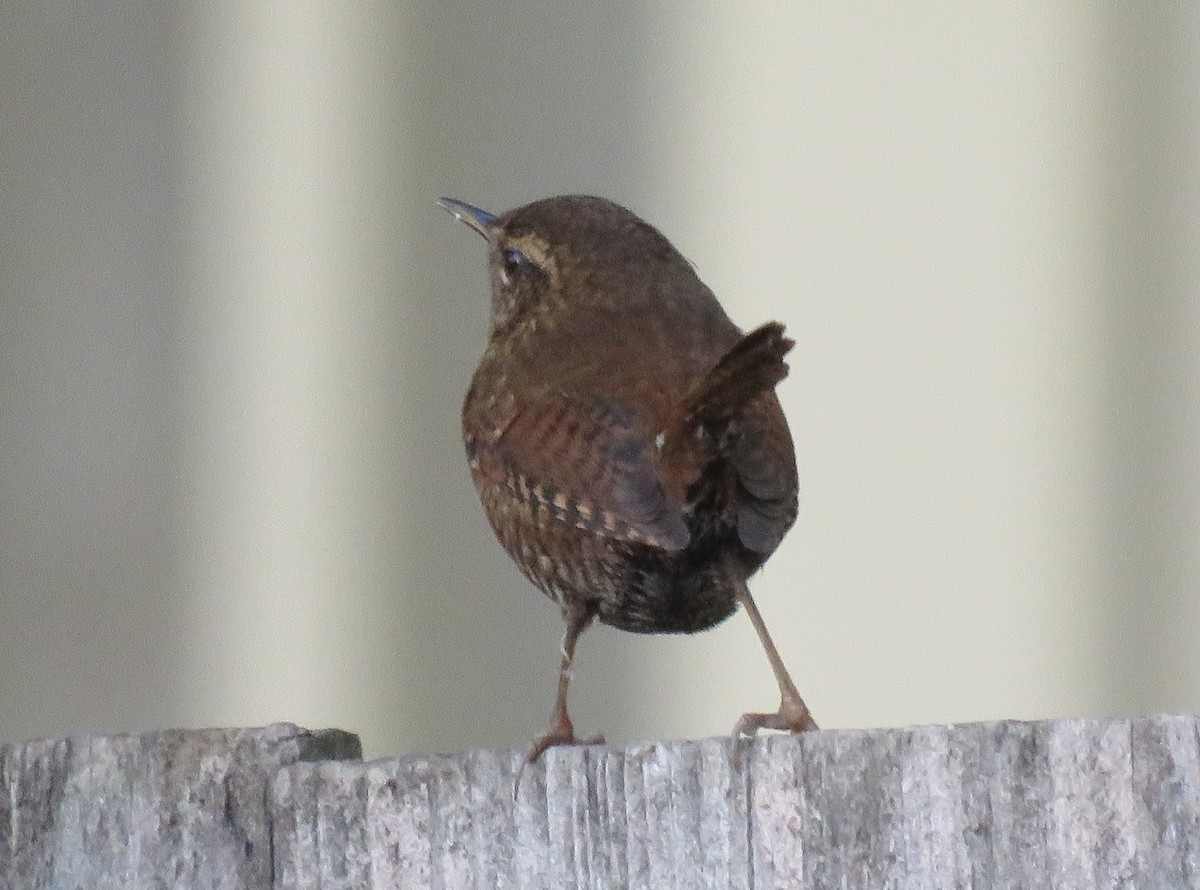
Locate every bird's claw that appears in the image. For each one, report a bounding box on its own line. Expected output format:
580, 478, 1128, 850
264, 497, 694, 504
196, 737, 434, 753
512, 720, 605, 801
730, 696, 818, 766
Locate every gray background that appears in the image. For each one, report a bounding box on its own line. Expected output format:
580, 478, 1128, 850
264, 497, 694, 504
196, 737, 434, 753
2, 3, 1198, 759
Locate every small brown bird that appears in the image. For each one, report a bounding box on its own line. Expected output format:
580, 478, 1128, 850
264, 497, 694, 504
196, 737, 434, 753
440, 195, 817, 768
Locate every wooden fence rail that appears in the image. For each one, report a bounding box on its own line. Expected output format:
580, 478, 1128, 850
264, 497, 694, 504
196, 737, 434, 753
3, 715, 1198, 888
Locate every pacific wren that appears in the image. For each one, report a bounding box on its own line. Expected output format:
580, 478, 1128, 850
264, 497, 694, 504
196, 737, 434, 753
440, 195, 816, 768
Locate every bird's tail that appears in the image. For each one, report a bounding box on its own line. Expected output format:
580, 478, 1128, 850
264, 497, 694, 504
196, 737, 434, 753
683, 322, 793, 429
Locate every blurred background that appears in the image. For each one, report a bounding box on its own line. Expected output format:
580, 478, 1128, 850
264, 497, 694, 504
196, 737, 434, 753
2, 4, 1198, 760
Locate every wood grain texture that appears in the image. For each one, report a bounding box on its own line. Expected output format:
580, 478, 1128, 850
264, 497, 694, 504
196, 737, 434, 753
4, 716, 1198, 888
0, 723, 361, 890
272, 715, 1200, 889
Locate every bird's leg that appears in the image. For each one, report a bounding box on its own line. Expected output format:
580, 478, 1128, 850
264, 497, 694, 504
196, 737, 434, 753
515, 600, 603, 795
730, 567, 818, 742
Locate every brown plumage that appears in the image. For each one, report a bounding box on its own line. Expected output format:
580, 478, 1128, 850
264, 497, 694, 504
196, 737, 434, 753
440, 195, 816, 771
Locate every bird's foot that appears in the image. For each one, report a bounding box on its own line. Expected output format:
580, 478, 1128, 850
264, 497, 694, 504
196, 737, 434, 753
730, 691, 818, 765
524, 724, 606, 764
732, 706, 818, 738
513, 716, 604, 800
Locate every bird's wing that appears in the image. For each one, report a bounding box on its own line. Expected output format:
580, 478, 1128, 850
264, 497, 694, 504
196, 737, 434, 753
728, 393, 798, 554
675, 322, 799, 555
465, 386, 690, 551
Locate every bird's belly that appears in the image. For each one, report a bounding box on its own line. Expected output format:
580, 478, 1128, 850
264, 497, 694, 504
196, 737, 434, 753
479, 488, 742, 635
594, 547, 741, 634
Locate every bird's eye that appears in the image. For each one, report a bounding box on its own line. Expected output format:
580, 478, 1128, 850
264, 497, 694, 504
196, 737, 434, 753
502, 248, 527, 276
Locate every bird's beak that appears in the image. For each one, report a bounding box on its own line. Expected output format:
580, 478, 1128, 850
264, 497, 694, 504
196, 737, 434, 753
437, 197, 496, 238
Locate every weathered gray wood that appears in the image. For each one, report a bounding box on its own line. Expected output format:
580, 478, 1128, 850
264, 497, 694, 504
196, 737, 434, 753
1, 723, 361, 890
272, 715, 1200, 889
4, 716, 1198, 888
